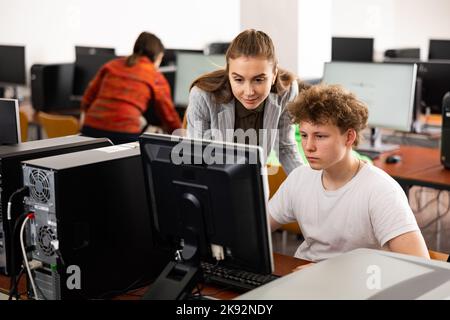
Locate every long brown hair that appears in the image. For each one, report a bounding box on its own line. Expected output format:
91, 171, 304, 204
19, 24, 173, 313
191, 29, 296, 104
126, 32, 164, 67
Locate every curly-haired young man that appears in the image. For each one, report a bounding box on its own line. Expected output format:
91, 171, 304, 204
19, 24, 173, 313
269, 84, 429, 262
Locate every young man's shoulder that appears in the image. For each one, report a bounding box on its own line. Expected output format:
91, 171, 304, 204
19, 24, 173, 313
359, 163, 403, 192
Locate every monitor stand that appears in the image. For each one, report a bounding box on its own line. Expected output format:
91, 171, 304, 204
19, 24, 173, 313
357, 128, 399, 153
142, 260, 201, 300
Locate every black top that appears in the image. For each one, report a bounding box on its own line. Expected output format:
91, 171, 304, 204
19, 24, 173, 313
234, 99, 265, 146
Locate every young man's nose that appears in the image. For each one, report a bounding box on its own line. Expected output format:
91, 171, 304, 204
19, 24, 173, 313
305, 138, 316, 151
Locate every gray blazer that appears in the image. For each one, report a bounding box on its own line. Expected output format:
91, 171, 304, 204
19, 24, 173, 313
186, 83, 303, 174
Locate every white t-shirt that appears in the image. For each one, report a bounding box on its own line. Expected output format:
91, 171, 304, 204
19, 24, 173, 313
269, 163, 419, 262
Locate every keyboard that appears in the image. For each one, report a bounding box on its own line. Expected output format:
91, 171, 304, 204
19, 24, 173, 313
200, 261, 280, 292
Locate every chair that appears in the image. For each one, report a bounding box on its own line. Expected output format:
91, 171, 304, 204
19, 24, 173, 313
19, 110, 29, 142
37, 112, 79, 139
429, 250, 449, 262
267, 164, 302, 254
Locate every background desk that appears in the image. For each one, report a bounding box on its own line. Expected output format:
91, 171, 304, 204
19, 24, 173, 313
373, 145, 450, 193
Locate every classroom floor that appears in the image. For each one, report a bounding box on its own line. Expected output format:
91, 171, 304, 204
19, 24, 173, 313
272, 186, 450, 257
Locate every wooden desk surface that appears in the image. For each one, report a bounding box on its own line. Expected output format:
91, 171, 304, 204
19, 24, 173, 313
372, 145, 441, 179
404, 164, 450, 190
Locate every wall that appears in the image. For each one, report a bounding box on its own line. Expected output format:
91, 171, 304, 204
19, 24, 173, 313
240, 0, 299, 74
331, 0, 450, 60
0, 0, 240, 69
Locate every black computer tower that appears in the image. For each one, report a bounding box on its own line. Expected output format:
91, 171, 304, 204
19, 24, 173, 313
0, 136, 112, 275
441, 92, 450, 169
22, 143, 169, 299
30, 63, 74, 111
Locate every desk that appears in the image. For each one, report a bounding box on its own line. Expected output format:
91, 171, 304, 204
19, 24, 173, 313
372, 146, 450, 193
118, 253, 308, 300
0, 253, 307, 300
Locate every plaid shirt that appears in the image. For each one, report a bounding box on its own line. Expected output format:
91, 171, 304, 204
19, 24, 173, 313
81, 56, 181, 133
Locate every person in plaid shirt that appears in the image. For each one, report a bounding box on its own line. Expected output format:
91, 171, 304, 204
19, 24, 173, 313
81, 32, 181, 144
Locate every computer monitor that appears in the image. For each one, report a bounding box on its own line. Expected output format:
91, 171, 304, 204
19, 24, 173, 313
139, 133, 273, 299
331, 37, 374, 62
322, 62, 417, 152
417, 61, 450, 114
174, 52, 226, 107
384, 48, 421, 60
72, 46, 116, 99
428, 39, 450, 60
160, 48, 203, 67
0, 45, 26, 99
0, 98, 21, 144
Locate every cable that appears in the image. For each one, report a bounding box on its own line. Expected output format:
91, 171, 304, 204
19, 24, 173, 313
8, 266, 25, 300
6, 186, 29, 221
19, 213, 39, 300
8, 211, 31, 300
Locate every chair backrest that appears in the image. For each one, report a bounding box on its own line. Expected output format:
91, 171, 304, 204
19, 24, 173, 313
37, 112, 79, 138
19, 110, 29, 142
429, 250, 449, 262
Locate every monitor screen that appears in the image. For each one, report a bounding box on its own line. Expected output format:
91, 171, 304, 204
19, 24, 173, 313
418, 61, 450, 113
384, 48, 421, 60
331, 37, 374, 62
0, 45, 26, 86
0, 98, 21, 144
174, 52, 225, 107
160, 48, 203, 67
322, 62, 417, 132
428, 39, 450, 60
139, 133, 273, 297
72, 46, 116, 98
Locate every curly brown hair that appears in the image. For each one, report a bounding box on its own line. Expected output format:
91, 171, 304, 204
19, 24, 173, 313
288, 84, 368, 146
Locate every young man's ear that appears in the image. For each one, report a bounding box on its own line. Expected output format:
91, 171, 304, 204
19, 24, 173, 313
346, 129, 357, 147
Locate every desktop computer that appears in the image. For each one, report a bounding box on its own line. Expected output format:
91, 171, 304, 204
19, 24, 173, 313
22, 143, 170, 299
0, 136, 112, 276
139, 134, 274, 300
441, 92, 450, 169
30, 63, 74, 112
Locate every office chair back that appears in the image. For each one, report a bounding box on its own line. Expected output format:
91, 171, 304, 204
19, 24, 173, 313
38, 112, 79, 138
19, 110, 29, 142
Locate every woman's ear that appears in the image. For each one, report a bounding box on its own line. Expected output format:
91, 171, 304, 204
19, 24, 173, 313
272, 67, 278, 85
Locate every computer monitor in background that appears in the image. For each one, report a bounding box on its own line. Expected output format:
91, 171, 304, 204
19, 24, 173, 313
384, 48, 421, 60
160, 48, 203, 67
322, 62, 417, 153
331, 37, 374, 62
428, 39, 450, 60
159, 49, 204, 99
0, 99, 21, 144
0, 45, 26, 98
174, 52, 226, 108
417, 61, 450, 114
71, 46, 116, 100
139, 133, 273, 299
